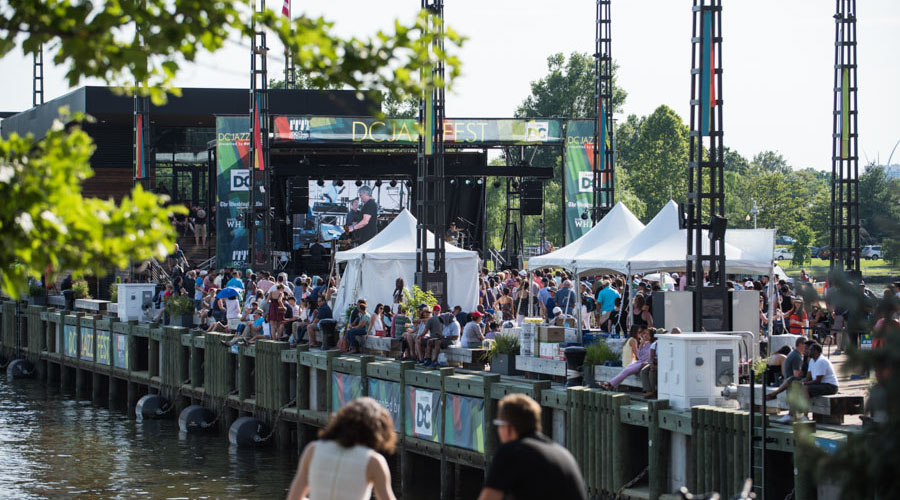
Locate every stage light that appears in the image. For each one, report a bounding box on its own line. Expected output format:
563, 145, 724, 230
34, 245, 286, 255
512, 181, 519, 190
449, 178, 456, 185
335, 179, 344, 187
406, 181, 413, 189
476, 178, 484, 185
317, 177, 325, 187
355, 180, 363, 187
375, 179, 382, 187
464, 179, 471, 186
581, 210, 589, 220
389, 179, 398, 188
492, 179, 501, 189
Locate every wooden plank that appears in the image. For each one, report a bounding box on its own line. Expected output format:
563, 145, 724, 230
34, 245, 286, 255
514, 355, 566, 376
610, 393, 630, 491
659, 409, 692, 436
541, 388, 569, 410
444, 373, 486, 398
648, 399, 670, 500
620, 403, 650, 427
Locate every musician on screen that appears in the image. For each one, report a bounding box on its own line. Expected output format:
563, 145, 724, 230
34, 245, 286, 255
346, 185, 379, 244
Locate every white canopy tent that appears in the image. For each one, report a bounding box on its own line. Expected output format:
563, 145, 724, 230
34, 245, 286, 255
627, 227, 776, 275
333, 210, 479, 320
575, 200, 682, 275
526, 202, 645, 271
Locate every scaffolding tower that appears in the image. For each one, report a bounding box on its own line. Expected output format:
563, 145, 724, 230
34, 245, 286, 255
685, 0, 728, 331
415, 0, 448, 306
249, 0, 272, 271
830, 0, 860, 276
592, 0, 614, 222
32, 45, 44, 107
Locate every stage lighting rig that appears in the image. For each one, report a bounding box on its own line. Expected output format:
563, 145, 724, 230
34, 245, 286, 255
389, 179, 398, 188
355, 180, 363, 187
335, 180, 344, 187
492, 179, 501, 189
317, 177, 325, 187
375, 179, 383, 187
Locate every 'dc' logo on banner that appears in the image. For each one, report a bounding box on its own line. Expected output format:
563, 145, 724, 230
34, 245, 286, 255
579, 171, 594, 193
231, 169, 250, 192
414, 389, 433, 437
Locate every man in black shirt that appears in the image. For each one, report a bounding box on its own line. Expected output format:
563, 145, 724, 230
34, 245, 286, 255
347, 185, 379, 244
479, 394, 587, 500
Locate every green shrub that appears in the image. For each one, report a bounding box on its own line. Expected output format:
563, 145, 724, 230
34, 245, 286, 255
72, 280, 91, 299
584, 340, 617, 367
109, 283, 118, 303
400, 285, 438, 317
164, 294, 195, 316
28, 281, 44, 298
481, 333, 520, 362
751, 357, 768, 383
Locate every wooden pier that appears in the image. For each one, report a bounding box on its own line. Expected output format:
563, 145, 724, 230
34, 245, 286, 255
0, 300, 854, 499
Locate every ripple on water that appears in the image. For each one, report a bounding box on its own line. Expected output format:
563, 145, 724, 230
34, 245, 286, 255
0, 378, 297, 498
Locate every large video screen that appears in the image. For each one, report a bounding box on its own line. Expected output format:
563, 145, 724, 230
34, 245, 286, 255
293, 180, 410, 249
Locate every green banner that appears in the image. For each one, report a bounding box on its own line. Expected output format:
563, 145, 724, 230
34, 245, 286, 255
96, 330, 111, 366
64, 324, 78, 358
444, 393, 485, 452
405, 387, 442, 442
215, 116, 251, 270
272, 116, 564, 147
368, 379, 402, 432
331, 372, 363, 411
564, 120, 601, 243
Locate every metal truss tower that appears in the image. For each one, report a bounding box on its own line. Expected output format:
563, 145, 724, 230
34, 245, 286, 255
249, 0, 272, 271
685, 0, 728, 331
830, 0, 860, 276
32, 45, 44, 107
416, 0, 448, 306
592, 0, 614, 222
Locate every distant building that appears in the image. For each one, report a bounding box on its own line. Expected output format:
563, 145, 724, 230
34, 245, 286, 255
885, 163, 900, 179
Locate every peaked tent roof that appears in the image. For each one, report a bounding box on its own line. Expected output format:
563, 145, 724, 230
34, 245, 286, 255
527, 202, 645, 270
574, 200, 681, 274
627, 227, 775, 275
335, 209, 477, 262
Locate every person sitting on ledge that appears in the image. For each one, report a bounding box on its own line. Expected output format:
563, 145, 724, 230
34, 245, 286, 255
600, 326, 653, 391
774, 342, 838, 424
765, 337, 810, 401
423, 312, 461, 368
220, 309, 265, 346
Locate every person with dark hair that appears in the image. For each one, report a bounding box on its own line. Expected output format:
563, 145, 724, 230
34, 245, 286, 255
766, 337, 810, 402
479, 394, 586, 500
347, 185, 379, 244
288, 397, 397, 500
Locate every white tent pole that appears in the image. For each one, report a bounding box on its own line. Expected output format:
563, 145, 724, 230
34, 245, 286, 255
626, 263, 633, 333
575, 271, 583, 343
527, 270, 534, 318
767, 263, 775, 340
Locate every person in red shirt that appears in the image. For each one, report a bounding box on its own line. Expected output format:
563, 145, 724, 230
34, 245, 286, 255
788, 297, 809, 337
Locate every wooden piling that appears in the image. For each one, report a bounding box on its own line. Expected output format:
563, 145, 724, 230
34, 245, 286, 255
648, 399, 670, 500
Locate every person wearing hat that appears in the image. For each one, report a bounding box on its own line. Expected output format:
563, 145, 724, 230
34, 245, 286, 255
463, 311, 486, 348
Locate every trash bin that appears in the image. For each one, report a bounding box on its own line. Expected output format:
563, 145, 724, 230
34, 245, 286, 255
319, 319, 338, 349
564, 346, 587, 387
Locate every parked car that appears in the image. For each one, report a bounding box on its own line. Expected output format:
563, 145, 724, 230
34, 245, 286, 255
809, 246, 820, 259
818, 246, 832, 259
862, 245, 882, 260
775, 248, 794, 261
776, 235, 795, 245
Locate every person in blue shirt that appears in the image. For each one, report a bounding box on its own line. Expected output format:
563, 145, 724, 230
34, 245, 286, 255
595, 279, 621, 331
555, 280, 577, 316
226, 270, 244, 290
307, 295, 332, 348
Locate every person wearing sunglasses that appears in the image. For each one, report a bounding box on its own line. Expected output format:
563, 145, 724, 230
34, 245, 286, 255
478, 394, 586, 500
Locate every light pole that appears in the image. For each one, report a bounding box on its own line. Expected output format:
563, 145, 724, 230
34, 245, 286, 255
751, 198, 759, 229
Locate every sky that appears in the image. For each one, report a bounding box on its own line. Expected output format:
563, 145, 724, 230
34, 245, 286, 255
1, 0, 898, 170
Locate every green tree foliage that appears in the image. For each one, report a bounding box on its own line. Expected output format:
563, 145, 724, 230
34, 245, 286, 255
1, 1, 464, 105
515, 52, 627, 117
0, 112, 181, 296
618, 105, 689, 219
0, 1, 464, 297
791, 224, 814, 265
858, 164, 899, 243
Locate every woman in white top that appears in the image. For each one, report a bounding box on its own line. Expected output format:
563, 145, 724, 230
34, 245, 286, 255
369, 303, 386, 337
287, 397, 396, 500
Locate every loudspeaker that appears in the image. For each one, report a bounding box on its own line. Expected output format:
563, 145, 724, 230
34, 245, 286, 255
708, 215, 727, 240
520, 180, 543, 216
677, 202, 687, 230
287, 179, 309, 214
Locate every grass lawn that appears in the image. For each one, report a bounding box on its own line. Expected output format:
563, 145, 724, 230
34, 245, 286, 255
778, 257, 899, 277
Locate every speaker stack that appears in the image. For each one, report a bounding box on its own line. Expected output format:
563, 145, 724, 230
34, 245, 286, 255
520, 180, 543, 216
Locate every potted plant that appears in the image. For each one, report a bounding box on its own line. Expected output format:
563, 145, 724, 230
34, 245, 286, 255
583, 341, 616, 387
482, 334, 520, 376
28, 281, 47, 306
73, 280, 91, 299
165, 294, 195, 327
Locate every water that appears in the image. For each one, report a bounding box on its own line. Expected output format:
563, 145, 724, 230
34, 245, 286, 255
0, 377, 298, 499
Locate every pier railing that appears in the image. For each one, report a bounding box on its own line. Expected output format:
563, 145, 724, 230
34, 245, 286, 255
0, 300, 852, 500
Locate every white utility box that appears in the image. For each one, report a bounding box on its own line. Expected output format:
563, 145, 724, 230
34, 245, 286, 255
651, 291, 694, 332
656, 333, 741, 410
116, 283, 157, 322
731, 290, 760, 338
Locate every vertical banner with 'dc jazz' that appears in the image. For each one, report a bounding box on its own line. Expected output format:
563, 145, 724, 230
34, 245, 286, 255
215, 116, 251, 270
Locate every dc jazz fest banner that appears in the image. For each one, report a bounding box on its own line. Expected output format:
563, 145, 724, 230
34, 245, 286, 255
64, 324, 78, 358
272, 116, 563, 147
368, 379, 402, 432
215, 116, 251, 270
405, 387, 442, 442
443, 393, 485, 452
114, 333, 129, 369
80, 326, 94, 362
564, 119, 611, 243
96, 330, 111, 366
331, 372, 363, 411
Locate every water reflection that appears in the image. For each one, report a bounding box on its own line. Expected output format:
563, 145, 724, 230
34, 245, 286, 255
0, 378, 297, 499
